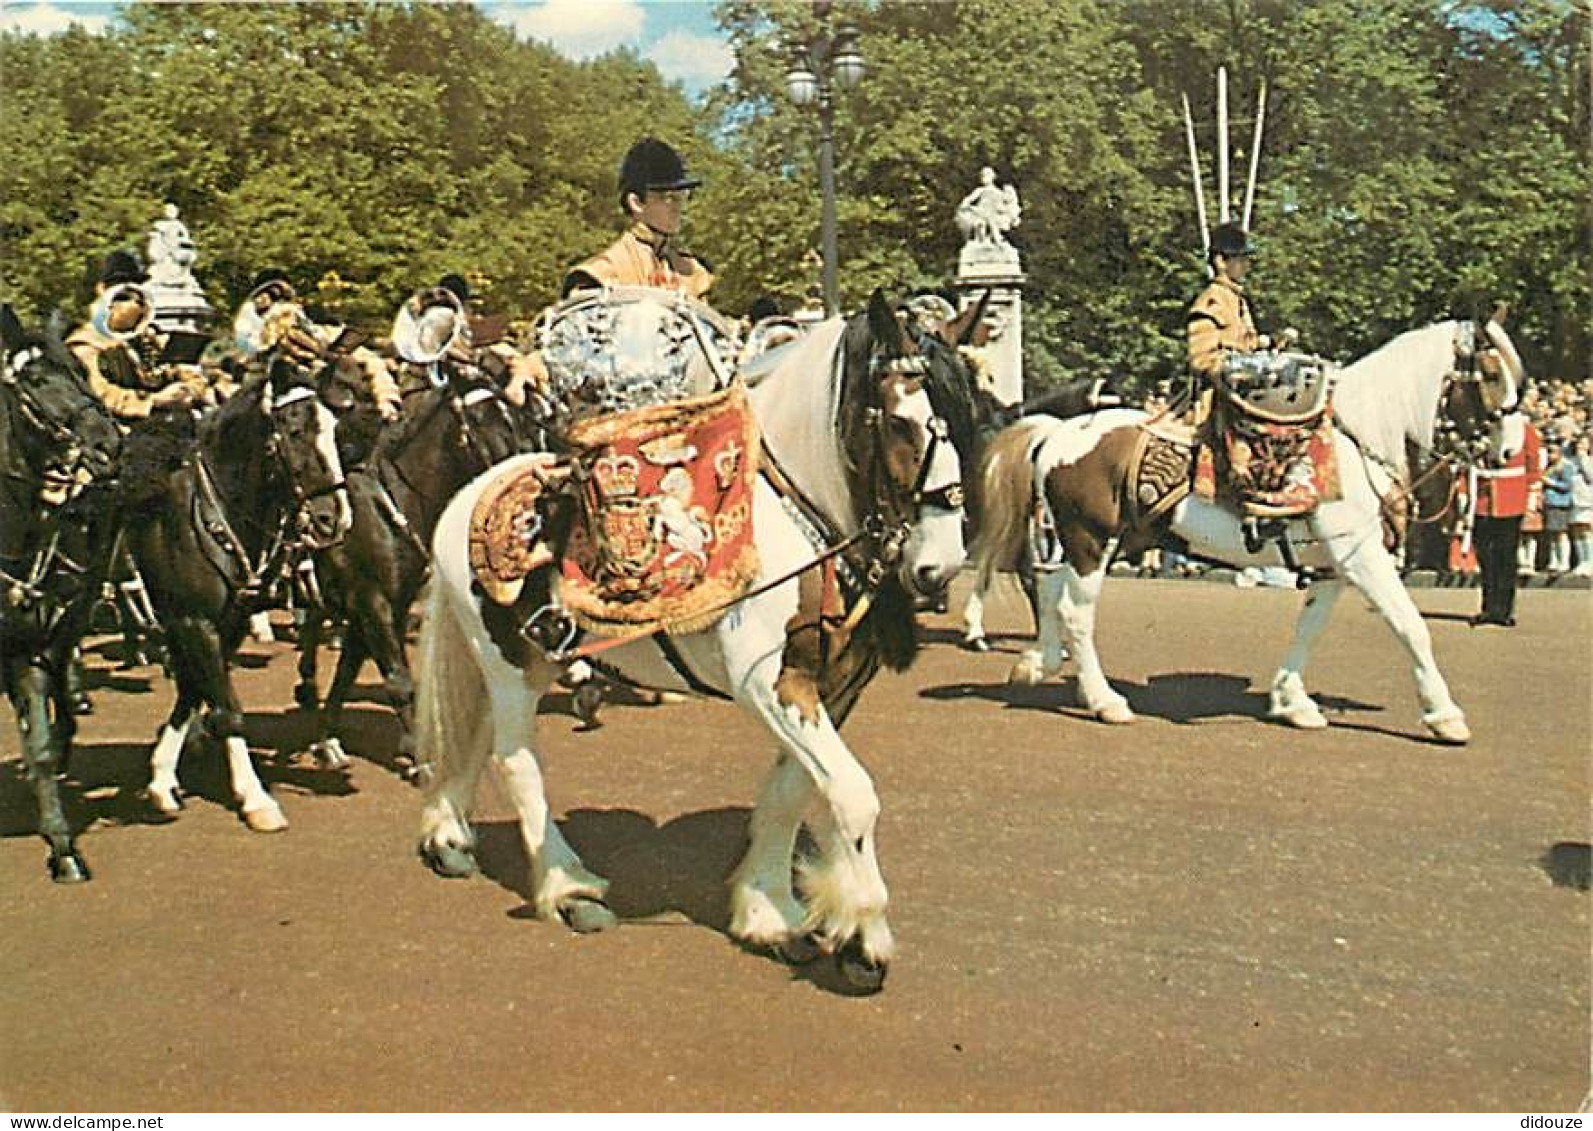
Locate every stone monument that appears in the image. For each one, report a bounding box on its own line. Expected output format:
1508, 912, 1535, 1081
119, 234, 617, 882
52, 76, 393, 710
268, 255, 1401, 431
143, 202, 215, 332
954, 167, 1025, 405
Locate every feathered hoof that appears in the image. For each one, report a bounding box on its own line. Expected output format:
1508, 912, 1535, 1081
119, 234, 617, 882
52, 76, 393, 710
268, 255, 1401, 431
559, 897, 618, 934
242, 801, 289, 834
1271, 705, 1328, 730
419, 840, 477, 878
1424, 714, 1471, 745
836, 936, 888, 995
774, 931, 824, 966
962, 635, 991, 654
145, 786, 184, 820
1007, 656, 1045, 686
48, 850, 91, 884
310, 737, 351, 771
1095, 702, 1137, 725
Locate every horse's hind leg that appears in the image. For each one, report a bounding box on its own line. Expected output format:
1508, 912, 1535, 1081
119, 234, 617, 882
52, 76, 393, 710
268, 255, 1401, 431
729, 754, 816, 954
960, 578, 991, 651
1050, 557, 1135, 724
1334, 533, 1469, 743
12, 664, 88, 882
1267, 576, 1345, 729
483, 653, 613, 929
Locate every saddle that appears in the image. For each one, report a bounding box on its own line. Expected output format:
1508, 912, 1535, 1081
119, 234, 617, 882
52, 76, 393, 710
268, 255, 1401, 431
468, 381, 762, 637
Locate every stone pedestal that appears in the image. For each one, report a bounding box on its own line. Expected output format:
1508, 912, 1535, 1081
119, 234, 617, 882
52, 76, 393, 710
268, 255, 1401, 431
144, 204, 215, 334
956, 252, 1025, 407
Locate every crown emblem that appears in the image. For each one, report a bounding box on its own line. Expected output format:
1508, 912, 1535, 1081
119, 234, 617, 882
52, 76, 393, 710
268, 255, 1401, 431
593, 453, 640, 497
713, 439, 743, 490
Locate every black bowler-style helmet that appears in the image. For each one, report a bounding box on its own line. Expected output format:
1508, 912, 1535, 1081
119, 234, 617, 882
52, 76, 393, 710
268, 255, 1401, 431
1209, 222, 1257, 261
99, 249, 148, 286
618, 137, 702, 206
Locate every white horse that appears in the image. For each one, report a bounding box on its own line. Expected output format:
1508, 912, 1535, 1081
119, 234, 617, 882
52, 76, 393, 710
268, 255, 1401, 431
974, 317, 1525, 743
414, 292, 973, 991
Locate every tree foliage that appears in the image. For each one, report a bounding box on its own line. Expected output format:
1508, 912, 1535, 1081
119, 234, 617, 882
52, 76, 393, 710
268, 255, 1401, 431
0, 0, 1584, 386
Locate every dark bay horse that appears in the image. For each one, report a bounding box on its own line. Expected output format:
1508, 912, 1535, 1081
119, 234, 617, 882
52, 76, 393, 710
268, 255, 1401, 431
0, 306, 123, 880
127, 353, 351, 831
294, 362, 525, 776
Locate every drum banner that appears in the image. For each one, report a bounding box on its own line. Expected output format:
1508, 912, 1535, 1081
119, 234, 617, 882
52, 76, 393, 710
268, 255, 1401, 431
1195, 409, 1342, 518
560, 380, 761, 636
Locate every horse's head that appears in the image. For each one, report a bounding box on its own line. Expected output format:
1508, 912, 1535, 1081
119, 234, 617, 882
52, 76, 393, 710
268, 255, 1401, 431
843, 290, 969, 601
443, 362, 525, 468
261, 353, 351, 549
0, 305, 121, 506
1437, 313, 1528, 464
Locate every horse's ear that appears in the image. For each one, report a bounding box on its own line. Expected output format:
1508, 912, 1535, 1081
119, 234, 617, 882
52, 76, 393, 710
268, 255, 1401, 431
866, 289, 906, 352
0, 304, 25, 354
942, 290, 991, 349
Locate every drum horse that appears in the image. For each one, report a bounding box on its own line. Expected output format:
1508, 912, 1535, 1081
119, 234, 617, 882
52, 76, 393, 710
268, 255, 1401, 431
415, 289, 980, 991
974, 316, 1526, 742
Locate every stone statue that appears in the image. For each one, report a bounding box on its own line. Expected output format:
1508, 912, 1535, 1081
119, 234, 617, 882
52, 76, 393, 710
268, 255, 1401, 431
956, 166, 1020, 250
146, 203, 198, 288
142, 202, 214, 330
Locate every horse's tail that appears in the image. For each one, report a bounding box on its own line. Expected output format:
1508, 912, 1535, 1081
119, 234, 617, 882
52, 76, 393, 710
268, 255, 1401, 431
414, 569, 489, 809
972, 418, 1047, 593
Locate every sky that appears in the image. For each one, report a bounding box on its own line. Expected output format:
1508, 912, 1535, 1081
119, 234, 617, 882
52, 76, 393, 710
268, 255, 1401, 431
0, 0, 737, 96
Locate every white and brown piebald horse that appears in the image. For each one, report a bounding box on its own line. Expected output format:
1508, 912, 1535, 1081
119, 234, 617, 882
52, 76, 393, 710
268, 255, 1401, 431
415, 292, 976, 991
973, 317, 1526, 743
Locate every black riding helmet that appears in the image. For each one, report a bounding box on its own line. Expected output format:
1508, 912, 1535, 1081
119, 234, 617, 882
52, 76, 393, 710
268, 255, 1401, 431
618, 138, 702, 208
1209, 222, 1257, 262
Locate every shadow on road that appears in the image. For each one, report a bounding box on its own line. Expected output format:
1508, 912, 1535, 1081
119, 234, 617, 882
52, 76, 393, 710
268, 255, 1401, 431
0, 741, 175, 839
920, 669, 1393, 729
1540, 842, 1591, 891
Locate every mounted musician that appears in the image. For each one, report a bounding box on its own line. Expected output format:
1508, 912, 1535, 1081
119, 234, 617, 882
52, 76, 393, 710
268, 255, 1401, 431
234, 270, 402, 423
67, 250, 212, 423
1184, 221, 1327, 562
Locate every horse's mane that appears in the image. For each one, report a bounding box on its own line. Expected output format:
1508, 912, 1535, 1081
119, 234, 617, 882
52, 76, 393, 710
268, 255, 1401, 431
1333, 320, 1461, 468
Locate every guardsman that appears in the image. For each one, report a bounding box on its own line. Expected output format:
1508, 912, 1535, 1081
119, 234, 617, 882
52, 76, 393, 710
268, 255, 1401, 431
561, 137, 714, 300
67, 250, 209, 421
1468, 407, 1542, 627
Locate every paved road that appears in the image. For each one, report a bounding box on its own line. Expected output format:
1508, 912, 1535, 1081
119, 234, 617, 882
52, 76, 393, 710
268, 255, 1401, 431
2, 578, 1587, 1111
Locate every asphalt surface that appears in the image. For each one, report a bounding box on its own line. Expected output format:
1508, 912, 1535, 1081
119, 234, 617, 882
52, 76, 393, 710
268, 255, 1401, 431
2, 577, 1588, 1111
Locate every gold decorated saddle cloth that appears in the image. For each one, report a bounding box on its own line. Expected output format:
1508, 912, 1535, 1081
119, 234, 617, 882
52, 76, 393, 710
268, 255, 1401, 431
469, 381, 762, 636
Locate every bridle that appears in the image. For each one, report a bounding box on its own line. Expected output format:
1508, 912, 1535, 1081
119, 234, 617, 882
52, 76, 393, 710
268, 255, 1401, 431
1, 346, 105, 502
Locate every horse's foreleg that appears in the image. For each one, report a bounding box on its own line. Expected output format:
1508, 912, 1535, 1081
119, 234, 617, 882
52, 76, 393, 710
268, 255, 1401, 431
1335, 534, 1469, 743
359, 594, 418, 776
293, 613, 323, 712
960, 582, 990, 651
729, 753, 815, 951
310, 629, 367, 772
1268, 577, 1345, 729
745, 681, 892, 985
1054, 558, 1134, 724
12, 664, 88, 882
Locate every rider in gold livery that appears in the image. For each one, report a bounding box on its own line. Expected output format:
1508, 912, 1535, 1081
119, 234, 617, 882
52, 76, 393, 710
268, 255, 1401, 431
562, 138, 714, 300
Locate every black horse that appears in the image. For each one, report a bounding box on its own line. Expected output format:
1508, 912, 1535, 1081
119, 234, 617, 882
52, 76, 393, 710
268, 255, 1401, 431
0, 305, 124, 880
126, 351, 351, 832
294, 362, 525, 777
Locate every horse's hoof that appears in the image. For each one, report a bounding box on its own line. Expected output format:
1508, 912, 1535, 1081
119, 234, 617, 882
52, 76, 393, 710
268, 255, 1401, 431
559, 897, 618, 934
836, 937, 888, 994
1007, 659, 1043, 686
145, 787, 183, 819
572, 684, 603, 729
242, 803, 289, 833
1425, 715, 1471, 745
962, 635, 991, 653
1273, 706, 1328, 730
72, 694, 94, 716
1095, 702, 1137, 725
420, 841, 477, 878
311, 738, 351, 771
49, 851, 91, 884
405, 761, 434, 788
773, 931, 825, 966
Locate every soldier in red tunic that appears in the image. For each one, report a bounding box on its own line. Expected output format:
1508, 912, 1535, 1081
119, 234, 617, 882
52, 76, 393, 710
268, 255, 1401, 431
1468, 409, 1542, 627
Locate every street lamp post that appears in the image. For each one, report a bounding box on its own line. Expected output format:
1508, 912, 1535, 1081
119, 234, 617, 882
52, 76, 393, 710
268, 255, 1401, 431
784, 1, 864, 317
